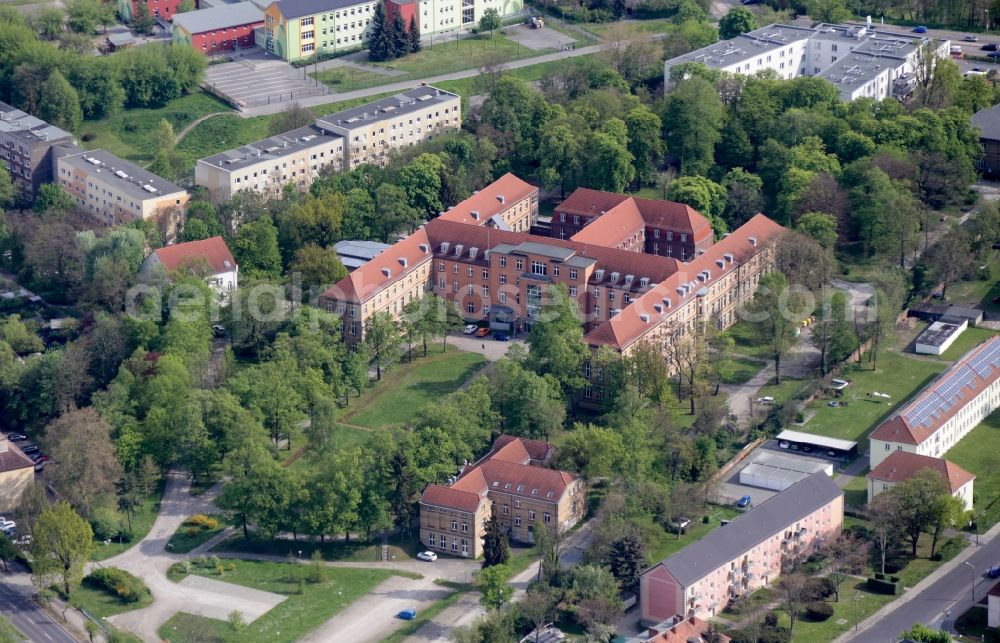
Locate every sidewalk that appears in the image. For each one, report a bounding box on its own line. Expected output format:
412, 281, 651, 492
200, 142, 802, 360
832, 521, 1000, 643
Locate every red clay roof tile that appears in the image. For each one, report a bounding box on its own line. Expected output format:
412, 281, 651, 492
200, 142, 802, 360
152, 237, 236, 275
867, 451, 975, 494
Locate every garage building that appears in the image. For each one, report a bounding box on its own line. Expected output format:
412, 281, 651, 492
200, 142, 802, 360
775, 429, 858, 459
739, 452, 833, 492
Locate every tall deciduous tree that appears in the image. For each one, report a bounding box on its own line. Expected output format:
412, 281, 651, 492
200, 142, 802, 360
893, 469, 951, 556
748, 272, 803, 385
479, 8, 500, 36
43, 408, 123, 516
31, 501, 94, 596
476, 564, 513, 609
364, 312, 401, 381
39, 70, 82, 131
625, 106, 663, 189
719, 7, 757, 38
528, 284, 589, 399
867, 491, 903, 574
662, 76, 723, 176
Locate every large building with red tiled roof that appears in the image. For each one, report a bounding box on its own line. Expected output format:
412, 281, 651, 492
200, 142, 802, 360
869, 336, 1000, 469
419, 435, 585, 559
0, 437, 35, 513
436, 173, 538, 233
866, 451, 976, 510
320, 175, 784, 380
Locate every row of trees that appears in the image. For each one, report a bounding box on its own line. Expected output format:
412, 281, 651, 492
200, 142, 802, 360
0, 8, 206, 133
366, 2, 420, 62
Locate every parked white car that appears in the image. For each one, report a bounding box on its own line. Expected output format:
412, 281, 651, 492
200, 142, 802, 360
416, 551, 438, 562
830, 378, 849, 390
463, 324, 478, 335
756, 396, 775, 405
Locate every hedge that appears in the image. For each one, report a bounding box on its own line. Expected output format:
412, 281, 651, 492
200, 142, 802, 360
84, 567, 149, 603
931, 536, 965, 562
866, 576, 899, 595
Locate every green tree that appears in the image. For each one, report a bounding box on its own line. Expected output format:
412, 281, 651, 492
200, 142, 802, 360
719, 6, 757, 39
476, 564, 513, 610
479, 8, 500, 37
39, 70, 82, 131
366, 1, 392, 61
527, 284, 588, 399
537, 123, 581, 199
43, 408, 123, 517
390, 11, 408, 59
233, 216, 282, 278
898, 624, 951, 643
584, 130, 634, 196
374, 183, 419, 242
399, 153, 444, 216
928, 492, 964, 559
130, 2, 155, 34
0, 165, 14, 210
559, 423, 625, 479
893, 469, 950, 556
666, 175, 726, 234
269, 102, 316, 136
408, 15, 421, 53
805, 0, 851, 22
217, 442, 292, 540
748, 272, 803, 384
289, 244, 348, 294
663, 76, 723, 176
796, 211, 838, 250
66, 0, 109, 33
31, 501, 94, 596
31, 7, 65, 39
624, 106, 663, 189
482, 507, 510, 568
178, 0, 195, 11
604, 531, 645, 590
364, 312, 402, 380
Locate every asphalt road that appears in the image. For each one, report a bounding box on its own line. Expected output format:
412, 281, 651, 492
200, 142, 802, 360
0, 580, 78, 643
844, 535, 1000, 642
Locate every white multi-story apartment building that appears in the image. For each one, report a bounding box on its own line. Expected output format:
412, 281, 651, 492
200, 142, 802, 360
869, 336, 1000, 469
195, 86, 460, 202
664, 22, 950, 101
53, 146, 189, 228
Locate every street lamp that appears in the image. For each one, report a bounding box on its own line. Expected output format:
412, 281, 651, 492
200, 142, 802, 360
963, 561, 976, 601
987, 9, 991, 37
853, 592, 863, 631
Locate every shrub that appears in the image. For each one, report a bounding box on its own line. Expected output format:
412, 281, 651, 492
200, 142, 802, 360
186, 527, 199, 538
89, 507, 124, 541
764, 611, 778, 627
186, 514, 220, 530
84, 568, 148, 603
883, 559, 906, 574
804, 601, 834, 621
169, 561, 191, 575
874, 572, 885, 580
931, 536, 964, 562
804, 576, 835, 600
866, 576, 899, 595
81, 133, 96, 142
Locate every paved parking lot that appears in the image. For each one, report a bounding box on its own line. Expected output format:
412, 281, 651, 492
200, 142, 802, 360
505, 24, 576, 51
204, 55, 329, 109
713, 440, 847, 507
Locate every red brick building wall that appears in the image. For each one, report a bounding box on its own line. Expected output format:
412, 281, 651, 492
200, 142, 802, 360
130, 0, 186, 21
386, 0, 418, 31
189, 21, 261, 54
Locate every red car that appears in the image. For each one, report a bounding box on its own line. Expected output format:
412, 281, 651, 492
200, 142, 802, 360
476, 327, 490, 337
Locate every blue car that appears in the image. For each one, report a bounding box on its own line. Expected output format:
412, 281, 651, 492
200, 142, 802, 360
397, 608, 417, 620
988, 566, 1000, 579
912, 25, 928, 33
737, 495, 752, 508
493, 332, 510, 341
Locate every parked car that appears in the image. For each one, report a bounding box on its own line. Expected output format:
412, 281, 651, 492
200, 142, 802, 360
756, 396, 775, 405
6, 434, 25, 442
988, 51, 1000, 58
827, 450, 839, 458
778, 440, 790, 449
416, 551, 438, 562
212, 325, 226, 338
475, 327, 490, 338
0, 518, 15, 536
21, 445, 39, 455
463, 324, 478, 335
34, 462, 44, 472
397, 609, 417, 620
31, 454, 49, 463
737, 495, 752, 508
801, 444, 813, 453
988, 566, 1000, 579
964, 34, 979, 41
983, 42, 999, 50
912, 25, 928, 33
831, 378, 849, 390
493, 332, 510, 341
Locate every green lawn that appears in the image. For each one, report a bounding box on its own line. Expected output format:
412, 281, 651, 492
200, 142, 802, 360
77, 92, 232, 164
159, 612, 231, 643
340, 346, 486, 430
944, 410, 1000, 528
167, 514, 229, 554
580, 18, 674, 38
838, 473, 868, 509
169, 560, 392, 643
936, 327, 999, 362
797, 351, 947, 443
91, 487, 163, 561
728, 320, 773, 359
214, 530, 420, 562
648, 506, 743, 563
311, 67, 394, 93
944, 257, 1000, 314
721, 356, 767, 385
779, 579, 896, 642
755, 377, 809, 406
70, 584, 153, 618
0, 615, 25, 643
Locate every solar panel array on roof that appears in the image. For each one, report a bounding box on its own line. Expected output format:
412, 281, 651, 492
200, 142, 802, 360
903, 339, 1000, 428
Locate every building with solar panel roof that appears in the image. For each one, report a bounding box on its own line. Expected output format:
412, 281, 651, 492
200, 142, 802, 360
869, 336, 1000, 469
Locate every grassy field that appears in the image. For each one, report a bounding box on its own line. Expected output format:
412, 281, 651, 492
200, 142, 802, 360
779, 579, 896, 642
159, 612, 230, 643
167, 514, 229, 554
721, 356, 767, 385
936, 327, 999, 362
340, 346, 486, 430
797, 351, 947, 443
944, 258, 1000, 314
215, 530, 420, 562
838, 473, 868, 508
728, 321, 774, 360
91, 488, 163, 561
580, 18, 674, 38
168, 560, 391, 643
0, 616, 24, 643
77, 92, 231, 164
70, 584, 153, 618
945, 411, 1000, 527
648, 506, 743, 562
755, 377, 809, 406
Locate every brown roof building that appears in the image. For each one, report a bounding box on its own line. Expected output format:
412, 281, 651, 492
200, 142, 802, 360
419, 435, 586, 559
867, 451, 976, 510
140, 236, 239, 302
0, 438, 36, 513
869, 337, 1000, 469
